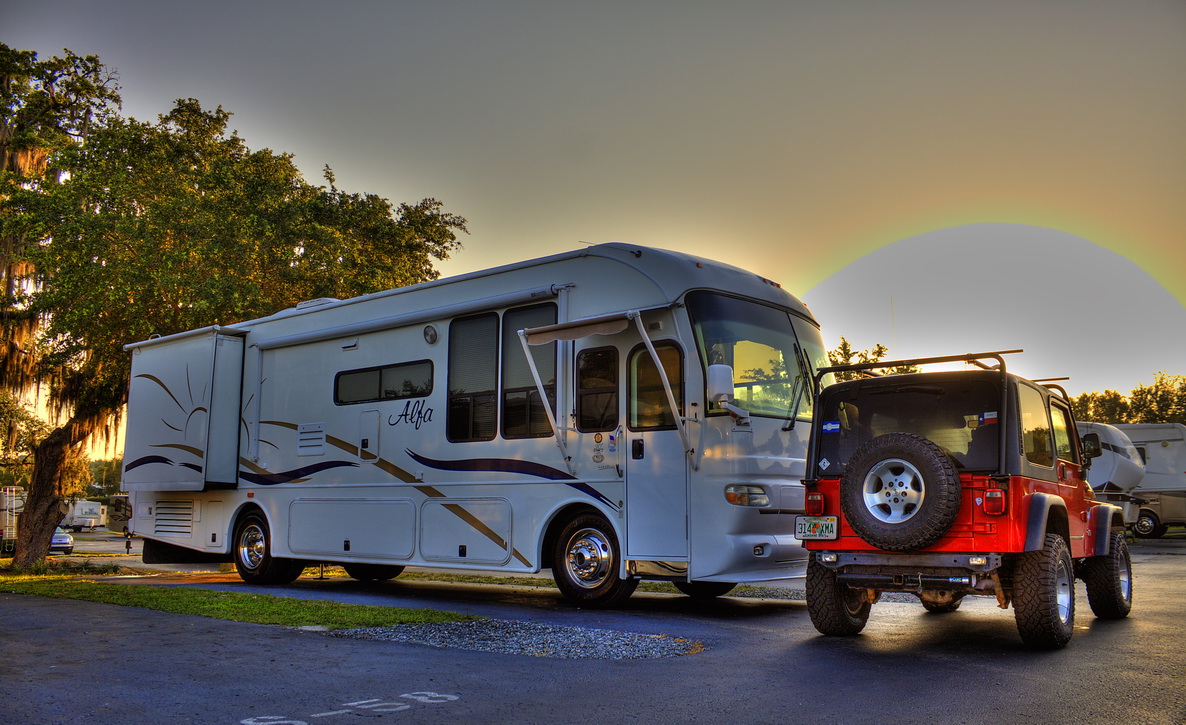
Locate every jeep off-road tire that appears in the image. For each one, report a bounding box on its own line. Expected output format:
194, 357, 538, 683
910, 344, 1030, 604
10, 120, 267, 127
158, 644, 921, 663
806, 553, 871, 636
1013, 533, 1075, 649
1082, 530, 1133, 620
839, 433, 962, 552
919, 590, 964, 614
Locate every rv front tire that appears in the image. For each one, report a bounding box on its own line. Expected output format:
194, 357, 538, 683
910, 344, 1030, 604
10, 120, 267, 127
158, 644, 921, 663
552, 513, 638, 607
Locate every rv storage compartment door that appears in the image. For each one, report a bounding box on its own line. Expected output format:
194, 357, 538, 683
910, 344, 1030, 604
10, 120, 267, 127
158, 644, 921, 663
123, 330, 245, 491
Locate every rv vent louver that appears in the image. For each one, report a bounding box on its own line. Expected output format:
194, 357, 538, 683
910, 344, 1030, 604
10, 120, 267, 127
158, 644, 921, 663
298, 423, 327, 456
153, 500, 194, 536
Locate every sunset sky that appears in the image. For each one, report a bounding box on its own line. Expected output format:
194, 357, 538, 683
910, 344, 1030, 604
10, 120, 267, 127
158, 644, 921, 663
8, 0, 1185, 397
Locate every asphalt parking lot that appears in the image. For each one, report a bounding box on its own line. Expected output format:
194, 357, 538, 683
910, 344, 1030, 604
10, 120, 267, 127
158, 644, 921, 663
5, 531, 1186, 724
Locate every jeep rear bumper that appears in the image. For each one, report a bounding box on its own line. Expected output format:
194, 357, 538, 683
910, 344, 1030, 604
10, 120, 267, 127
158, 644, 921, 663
814, 551, 1004, 593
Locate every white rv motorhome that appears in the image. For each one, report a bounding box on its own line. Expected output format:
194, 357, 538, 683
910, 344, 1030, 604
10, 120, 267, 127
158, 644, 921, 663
1115, 423, 1186, 538
122, 243, 830, 605
1077, 422, 1145, 525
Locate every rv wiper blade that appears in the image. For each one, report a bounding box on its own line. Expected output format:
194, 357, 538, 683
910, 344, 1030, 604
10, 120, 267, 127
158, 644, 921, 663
782, 344, 809, 432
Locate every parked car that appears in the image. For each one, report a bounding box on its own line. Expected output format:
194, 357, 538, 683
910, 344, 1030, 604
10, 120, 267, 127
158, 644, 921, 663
50, 527, 74, 555
796, 350, 1130, 649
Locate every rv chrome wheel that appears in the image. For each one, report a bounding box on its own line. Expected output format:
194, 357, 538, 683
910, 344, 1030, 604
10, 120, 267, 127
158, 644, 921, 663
551, 513, 638, 607
564, 527, 613, 589
233, 511, 304, 586
238, 522, 267, 571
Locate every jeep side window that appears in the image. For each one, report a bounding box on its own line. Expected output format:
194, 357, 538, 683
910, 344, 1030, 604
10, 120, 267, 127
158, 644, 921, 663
1050, 403, 1079, 464
1019, 385, 1054, 467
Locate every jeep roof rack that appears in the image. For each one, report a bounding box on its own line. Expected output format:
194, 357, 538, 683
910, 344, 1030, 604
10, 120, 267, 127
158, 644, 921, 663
814, 349, 1024, 388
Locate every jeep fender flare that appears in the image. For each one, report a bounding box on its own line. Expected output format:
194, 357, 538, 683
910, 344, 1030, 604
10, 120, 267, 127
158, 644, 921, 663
1088, 503, 1125, 556
1024, 494, 1069, 551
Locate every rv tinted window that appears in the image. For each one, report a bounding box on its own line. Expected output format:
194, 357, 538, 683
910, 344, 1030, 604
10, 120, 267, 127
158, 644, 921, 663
502, 303, 557, 439
577, 347, 618, 432
629, 343, 683, 430
448, 313, 499, 441
335, 361, 433, 405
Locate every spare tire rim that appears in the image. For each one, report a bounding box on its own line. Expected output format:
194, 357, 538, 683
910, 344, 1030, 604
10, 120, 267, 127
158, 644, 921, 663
862, 457, 926, 524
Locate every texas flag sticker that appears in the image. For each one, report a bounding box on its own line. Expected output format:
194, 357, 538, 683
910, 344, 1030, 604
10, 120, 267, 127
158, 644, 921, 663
978, 411, 999, 425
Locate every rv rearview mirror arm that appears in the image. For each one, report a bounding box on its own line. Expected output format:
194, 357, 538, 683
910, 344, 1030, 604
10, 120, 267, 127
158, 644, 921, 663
707, 364, 750, 425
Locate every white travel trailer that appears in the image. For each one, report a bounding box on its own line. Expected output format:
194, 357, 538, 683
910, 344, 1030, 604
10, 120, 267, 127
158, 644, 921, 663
2, 486, 26, 556
1077, 422, 1145, 525
122, 243, 829, 605
1115, 423, 1186, 538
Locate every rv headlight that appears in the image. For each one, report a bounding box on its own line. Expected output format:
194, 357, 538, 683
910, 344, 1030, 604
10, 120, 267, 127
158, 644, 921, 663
724, 485, 770, 507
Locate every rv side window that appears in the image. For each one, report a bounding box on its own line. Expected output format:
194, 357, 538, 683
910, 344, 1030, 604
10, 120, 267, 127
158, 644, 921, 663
629, 343, 683, 430
448, 313, 499, 441
1019, 384, 1054, 467
577, 347, 618, 432
334, 360, 433, 405
502, 303, 558, 439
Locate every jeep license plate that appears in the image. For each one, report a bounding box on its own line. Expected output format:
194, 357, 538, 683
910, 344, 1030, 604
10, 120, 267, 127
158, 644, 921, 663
795, 515, 838, 540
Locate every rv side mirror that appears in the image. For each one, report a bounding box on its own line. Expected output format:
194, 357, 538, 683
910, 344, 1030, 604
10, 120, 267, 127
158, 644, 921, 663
707, 364, 735, 403
1082, 432, 1102, 459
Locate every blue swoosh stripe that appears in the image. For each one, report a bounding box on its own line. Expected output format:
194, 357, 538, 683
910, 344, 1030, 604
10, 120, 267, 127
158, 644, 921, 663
240, 460, 360, 485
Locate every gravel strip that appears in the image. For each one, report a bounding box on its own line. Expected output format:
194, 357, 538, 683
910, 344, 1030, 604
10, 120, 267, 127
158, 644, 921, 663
328, 619, 701, 659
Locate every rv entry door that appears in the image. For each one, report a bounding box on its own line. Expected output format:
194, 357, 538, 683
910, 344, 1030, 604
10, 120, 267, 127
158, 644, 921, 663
624, 342, 689, 558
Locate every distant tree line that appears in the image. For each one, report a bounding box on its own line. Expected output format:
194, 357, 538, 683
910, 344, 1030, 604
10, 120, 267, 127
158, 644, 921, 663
1071, 373, 1186, 426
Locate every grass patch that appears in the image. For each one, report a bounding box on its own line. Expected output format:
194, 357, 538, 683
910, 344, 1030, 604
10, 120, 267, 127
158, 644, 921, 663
0, 572, 480, 629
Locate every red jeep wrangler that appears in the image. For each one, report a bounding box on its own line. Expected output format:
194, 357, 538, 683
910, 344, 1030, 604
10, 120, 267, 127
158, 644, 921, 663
797, 351, 1132, 648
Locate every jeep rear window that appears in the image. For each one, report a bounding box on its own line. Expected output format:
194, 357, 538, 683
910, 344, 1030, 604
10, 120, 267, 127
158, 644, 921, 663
814, 379, 1000, 477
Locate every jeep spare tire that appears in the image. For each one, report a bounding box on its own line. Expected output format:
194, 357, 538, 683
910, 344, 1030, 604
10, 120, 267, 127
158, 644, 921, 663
839, 432, 962, 552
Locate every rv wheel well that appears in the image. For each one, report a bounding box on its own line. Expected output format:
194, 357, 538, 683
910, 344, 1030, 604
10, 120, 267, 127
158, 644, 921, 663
541, 503, 610, 571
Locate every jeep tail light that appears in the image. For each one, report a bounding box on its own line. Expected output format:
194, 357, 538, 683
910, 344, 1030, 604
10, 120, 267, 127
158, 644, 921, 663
983, 488, 1006, 515
805, 492, 825, 516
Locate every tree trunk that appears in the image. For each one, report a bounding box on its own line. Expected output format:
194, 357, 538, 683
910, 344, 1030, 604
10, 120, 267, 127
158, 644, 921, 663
12, 422, 80, 566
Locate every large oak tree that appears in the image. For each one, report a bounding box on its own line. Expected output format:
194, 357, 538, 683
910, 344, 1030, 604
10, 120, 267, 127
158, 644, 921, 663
5, 72, 466, 563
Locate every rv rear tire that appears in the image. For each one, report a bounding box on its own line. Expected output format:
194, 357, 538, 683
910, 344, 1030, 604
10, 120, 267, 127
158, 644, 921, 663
552, 513, 638, 607
233, 512, 304, 585
343, 563, 405, 582
1134, 510, 1167, 538
673, 581, 736, 599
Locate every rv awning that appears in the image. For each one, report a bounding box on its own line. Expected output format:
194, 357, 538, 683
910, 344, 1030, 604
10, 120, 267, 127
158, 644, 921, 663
521, 313, 630, 346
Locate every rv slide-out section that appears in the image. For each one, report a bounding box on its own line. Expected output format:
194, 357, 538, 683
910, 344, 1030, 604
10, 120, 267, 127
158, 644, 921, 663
122, 243, 829, 605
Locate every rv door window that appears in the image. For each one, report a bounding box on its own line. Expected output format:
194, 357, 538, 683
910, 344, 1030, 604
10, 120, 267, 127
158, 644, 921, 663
629, 343, 683, 430
577, 346, 619, 432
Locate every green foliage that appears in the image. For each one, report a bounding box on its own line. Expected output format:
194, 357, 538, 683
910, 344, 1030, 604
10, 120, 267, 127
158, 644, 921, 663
0, 573, 479, 629
1072, 373, 1186, 425
826, 337, 918, 382
0, 390, 48, 482
10, 99, 467, 420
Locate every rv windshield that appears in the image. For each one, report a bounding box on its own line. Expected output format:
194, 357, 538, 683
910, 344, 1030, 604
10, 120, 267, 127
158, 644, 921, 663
687, 291, 828, 422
